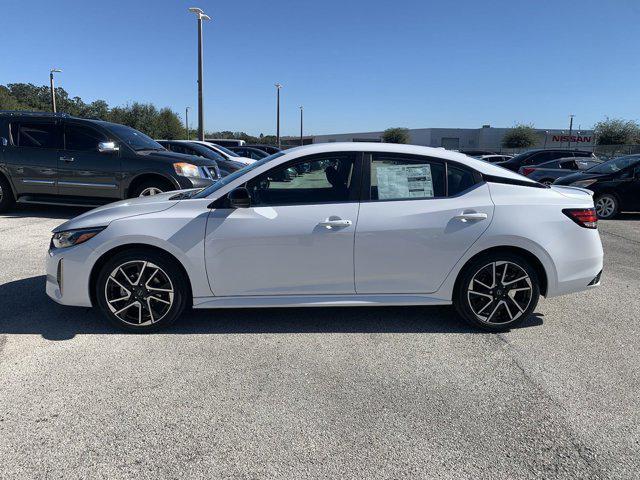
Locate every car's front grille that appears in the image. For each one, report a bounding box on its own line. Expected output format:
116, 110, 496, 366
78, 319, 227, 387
203, 166, 220, 180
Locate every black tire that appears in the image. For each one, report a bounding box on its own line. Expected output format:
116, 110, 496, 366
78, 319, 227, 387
95, 248, 189, 333
594, 193, 619, 220
130, 178, 174, 198
0, 174, 16, 213
454, 252, 540, 332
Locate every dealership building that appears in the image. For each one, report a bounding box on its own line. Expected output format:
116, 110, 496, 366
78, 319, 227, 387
311, 125, 595, 152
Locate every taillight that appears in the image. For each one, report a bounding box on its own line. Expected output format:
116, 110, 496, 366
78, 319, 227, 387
521, 167, 536, 176
563, 208, 598, 229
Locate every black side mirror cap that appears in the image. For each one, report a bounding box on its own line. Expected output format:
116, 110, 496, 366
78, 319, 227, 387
228, 187, 251, 208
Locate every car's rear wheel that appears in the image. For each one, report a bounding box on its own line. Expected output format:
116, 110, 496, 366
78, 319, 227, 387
454, 252, 540, 332
0, 175, 16, 213
95, 249, 189, 332
594, 193, 619, 219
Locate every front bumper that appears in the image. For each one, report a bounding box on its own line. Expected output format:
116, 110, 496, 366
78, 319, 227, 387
46, 243, 94, 307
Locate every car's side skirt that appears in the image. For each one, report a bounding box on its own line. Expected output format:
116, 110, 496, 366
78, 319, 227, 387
192, 294, 451, 309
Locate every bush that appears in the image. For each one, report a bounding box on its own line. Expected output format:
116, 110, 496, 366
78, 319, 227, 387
382, 127, 410, 144
502, 124, 538, 149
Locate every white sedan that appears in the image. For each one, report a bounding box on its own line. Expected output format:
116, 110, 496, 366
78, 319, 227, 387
46, 143, 603, 332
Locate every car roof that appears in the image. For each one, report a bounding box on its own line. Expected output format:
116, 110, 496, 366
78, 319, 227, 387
272, 142, 535, 183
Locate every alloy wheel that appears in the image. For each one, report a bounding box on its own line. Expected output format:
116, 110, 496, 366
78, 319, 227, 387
595, 196, 616, 218
467, 261, 533, 325
104, 260, 174, 326
139, 187, 163, 197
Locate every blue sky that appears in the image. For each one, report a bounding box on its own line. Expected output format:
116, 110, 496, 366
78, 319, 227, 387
1, 0, 638, 135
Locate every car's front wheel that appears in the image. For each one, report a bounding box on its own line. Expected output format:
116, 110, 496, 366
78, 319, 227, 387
95, 249, 189, 332
454, 252, 540, 332
130, 179, 174, 198
594, 193, 619, 219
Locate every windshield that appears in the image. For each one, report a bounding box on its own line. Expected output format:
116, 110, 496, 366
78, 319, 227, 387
586, 155, 640, 174
106, 124, 165, 151
214, 144, 239, 157
192, 152, 286, 199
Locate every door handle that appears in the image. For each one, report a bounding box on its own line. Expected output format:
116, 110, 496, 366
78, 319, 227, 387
454, 211, 488, 222
318, 218, 353, 228
60, 156, 75, 163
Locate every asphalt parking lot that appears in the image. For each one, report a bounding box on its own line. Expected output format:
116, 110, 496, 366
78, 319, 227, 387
0, 206, 638, 479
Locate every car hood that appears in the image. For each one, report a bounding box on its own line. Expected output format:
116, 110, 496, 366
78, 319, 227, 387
139, 149, 218, 167
51, 190, 194, 233
231, 156, 256, 165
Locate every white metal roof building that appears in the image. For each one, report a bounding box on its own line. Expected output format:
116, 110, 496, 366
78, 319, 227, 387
311, 125, 595, 152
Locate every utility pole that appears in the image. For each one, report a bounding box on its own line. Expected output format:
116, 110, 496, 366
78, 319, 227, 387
299, 106, 304, 146
49, 68, 62, 113
275, 83, 282, 148
568, 114, 575, 149
189, 7, 211, 141
185, 107, 190, 139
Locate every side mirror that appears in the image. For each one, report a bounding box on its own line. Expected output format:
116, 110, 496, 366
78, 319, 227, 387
98, 141, 119, 153
228, 187, 251, 208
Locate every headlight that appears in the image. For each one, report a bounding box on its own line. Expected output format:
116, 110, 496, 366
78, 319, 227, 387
51, 227, 105, 249
571, 179, 598, 188
173, 162, 206, 178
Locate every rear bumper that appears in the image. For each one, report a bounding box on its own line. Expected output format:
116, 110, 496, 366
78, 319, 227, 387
545, 230, 604, 298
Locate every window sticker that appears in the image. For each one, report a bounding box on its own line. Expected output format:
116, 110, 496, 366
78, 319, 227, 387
376, 163, 434, 200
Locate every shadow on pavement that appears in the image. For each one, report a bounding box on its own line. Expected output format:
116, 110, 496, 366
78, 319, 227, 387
614, 212, 640, 221
0, 276, 544, 341
0, 204, 92, 220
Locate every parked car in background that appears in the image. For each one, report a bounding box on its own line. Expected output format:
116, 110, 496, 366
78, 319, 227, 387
205, 138, 245, 147
458, 149, 496, 156
519, 157, 602, 185
244, 145, 282, 155
47, 142, 603, 334
228, 146, 270, 160
0, 112, 219, 212
476, 154, 513, 163
497, 149, 596, 172
554, 154, 640, 219
195, 141, 255, 166
157, 140, 245, 176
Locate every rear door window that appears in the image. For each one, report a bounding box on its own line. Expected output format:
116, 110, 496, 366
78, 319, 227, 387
11, 122, 62, 149
370, 153, 446, 200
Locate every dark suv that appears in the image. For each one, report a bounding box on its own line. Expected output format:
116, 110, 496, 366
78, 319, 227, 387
0, 111, 220, 212
497, 149, 596, 172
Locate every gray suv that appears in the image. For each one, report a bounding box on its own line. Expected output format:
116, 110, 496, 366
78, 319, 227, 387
0, 111, 220, 212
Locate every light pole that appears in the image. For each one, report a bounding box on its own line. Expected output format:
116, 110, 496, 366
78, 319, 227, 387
568, 114, 575, 150
189, 7, 211, 141
275, 83, 282, 148
185, 107, 190, 139
543, 130, 549, 148
299, 105, 303, 146
49, 68, 62, 113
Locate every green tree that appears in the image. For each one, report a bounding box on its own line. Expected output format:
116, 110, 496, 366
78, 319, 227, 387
501, 124, 538, 149
593, 118, 640, 145
155, 107, 185, 139
382, 127, 410, 144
